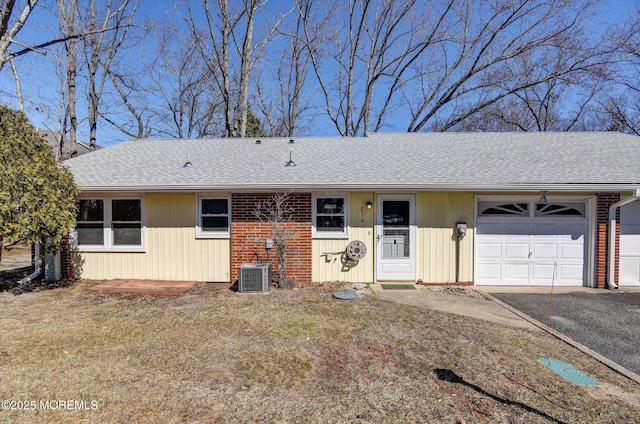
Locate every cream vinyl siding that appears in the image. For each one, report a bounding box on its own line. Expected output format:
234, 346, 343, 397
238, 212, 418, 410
312, 192, 374, 282
76, 193, 230, 281
417, 193, 474, 284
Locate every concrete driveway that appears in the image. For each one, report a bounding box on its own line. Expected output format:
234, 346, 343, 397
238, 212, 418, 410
482, 287, 640, 377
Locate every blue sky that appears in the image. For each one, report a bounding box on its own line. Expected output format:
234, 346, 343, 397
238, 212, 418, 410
0, 0, 637, 146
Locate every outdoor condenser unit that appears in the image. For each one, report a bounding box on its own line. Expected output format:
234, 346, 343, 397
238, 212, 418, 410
238, 263, 272, 292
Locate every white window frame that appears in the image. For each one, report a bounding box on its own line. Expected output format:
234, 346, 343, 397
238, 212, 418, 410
312, 193, 349, 238
196, 194, 231, 238
76, 194, 145, 252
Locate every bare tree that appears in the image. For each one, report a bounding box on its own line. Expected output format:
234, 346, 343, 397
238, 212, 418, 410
82, 0, 141, 149
144, 25, 223, 138
101, 65, 153, 139
406, 0, 616, 133
0, 0, 38, 73
180, 0, 291, 137
7, 49, 23, 110
254, 192, 295, 289
301, 0, 615, 135
597, 6, 640, 135
256, 0, 312, 137
452, 44, 611, 132
57, 0, 79, 156
301, 0, 453, 136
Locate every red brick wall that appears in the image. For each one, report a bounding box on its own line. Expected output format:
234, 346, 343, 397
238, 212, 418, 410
231, 193, 312, 287
596, 193, 620, 288
60, 236, 72, 280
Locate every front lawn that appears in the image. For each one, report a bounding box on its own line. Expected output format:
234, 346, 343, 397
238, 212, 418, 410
0, 281, 638, 423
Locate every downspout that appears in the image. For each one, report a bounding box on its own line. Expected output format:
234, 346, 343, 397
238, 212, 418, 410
17, 241, 41, 284
607, 190, 640, 289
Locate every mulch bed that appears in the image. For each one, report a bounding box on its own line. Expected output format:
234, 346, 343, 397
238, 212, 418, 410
0, 267, 73, 294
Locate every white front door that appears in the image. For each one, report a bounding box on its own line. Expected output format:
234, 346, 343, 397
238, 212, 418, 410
375, 194, 416, 282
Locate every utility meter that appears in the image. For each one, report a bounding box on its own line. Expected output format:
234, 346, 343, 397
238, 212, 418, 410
456, 222, 467, 238
265, 239, 274, 250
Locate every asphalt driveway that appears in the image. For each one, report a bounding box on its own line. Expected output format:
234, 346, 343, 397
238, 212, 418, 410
488, 289, 640, 376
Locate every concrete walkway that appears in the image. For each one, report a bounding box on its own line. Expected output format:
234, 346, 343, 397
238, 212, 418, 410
369, 284, 538, 331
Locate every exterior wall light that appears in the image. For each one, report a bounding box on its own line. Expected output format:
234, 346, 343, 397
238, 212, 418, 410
539, 191, 548, 204
365, 201, 373, 210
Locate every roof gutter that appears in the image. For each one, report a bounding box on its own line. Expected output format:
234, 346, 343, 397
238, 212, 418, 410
74, 183, 640, 193
607, 189, 640, 289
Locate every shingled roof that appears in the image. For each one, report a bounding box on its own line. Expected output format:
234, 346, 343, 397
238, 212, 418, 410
63, 132, 640, 192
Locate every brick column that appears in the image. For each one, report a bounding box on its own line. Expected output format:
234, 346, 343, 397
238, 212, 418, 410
60, 236, 72, 280
595, 193, 620, 288
231, 193, 312, 287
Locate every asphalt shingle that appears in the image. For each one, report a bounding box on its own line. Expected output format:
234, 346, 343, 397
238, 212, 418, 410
62, 132, 640, 191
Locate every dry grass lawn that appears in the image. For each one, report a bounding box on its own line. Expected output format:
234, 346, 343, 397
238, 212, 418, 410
0, 280, 639, 423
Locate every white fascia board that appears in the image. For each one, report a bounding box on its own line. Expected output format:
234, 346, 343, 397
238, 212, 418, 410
76, 183, 640, 193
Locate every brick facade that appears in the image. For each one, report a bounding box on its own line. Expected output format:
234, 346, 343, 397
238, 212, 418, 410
231, 193, 312, 287
595, 193, 620, 288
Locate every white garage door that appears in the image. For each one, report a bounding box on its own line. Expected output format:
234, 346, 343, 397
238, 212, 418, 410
620, 201, 640, 286
476, 201, 587, 286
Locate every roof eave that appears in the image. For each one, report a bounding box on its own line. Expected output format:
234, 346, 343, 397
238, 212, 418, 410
76, 183, 640, 193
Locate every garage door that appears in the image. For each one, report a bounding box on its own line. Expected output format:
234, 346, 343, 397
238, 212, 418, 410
620, 201, 640, 286
476, 201, 587, 286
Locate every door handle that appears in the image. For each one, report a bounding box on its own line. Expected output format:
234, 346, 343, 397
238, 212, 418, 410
376, 234, 382, 241
528, 252, 532, 259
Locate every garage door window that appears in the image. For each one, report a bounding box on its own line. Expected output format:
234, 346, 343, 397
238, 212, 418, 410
479, 202, 529, 217
535, 203, 585, 217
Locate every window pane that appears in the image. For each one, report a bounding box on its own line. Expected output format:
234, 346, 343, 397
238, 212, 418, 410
383, 201, 409, 226
77, 223, 104, 245
535, 203, 585, 217
77, 199, 103, 221
202, 199, 228, 215
316, 197, 344, 214
479, 202, 528, 216
316, 216, 344, 231
112, 223, 141, 245
202, 216, 228, 232
112, 199, 141, 222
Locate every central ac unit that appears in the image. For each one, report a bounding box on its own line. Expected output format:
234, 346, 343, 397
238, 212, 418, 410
238, 263, 272, 292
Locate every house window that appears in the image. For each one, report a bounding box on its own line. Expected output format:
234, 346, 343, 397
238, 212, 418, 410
111, 199, 142, 245
196, 195, 230, 238
75, 196, 144, 251
76, 199, 104, 245
313, 195, 348, 237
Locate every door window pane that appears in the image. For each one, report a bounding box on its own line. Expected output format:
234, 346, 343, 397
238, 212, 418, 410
382, 201, 410, 258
